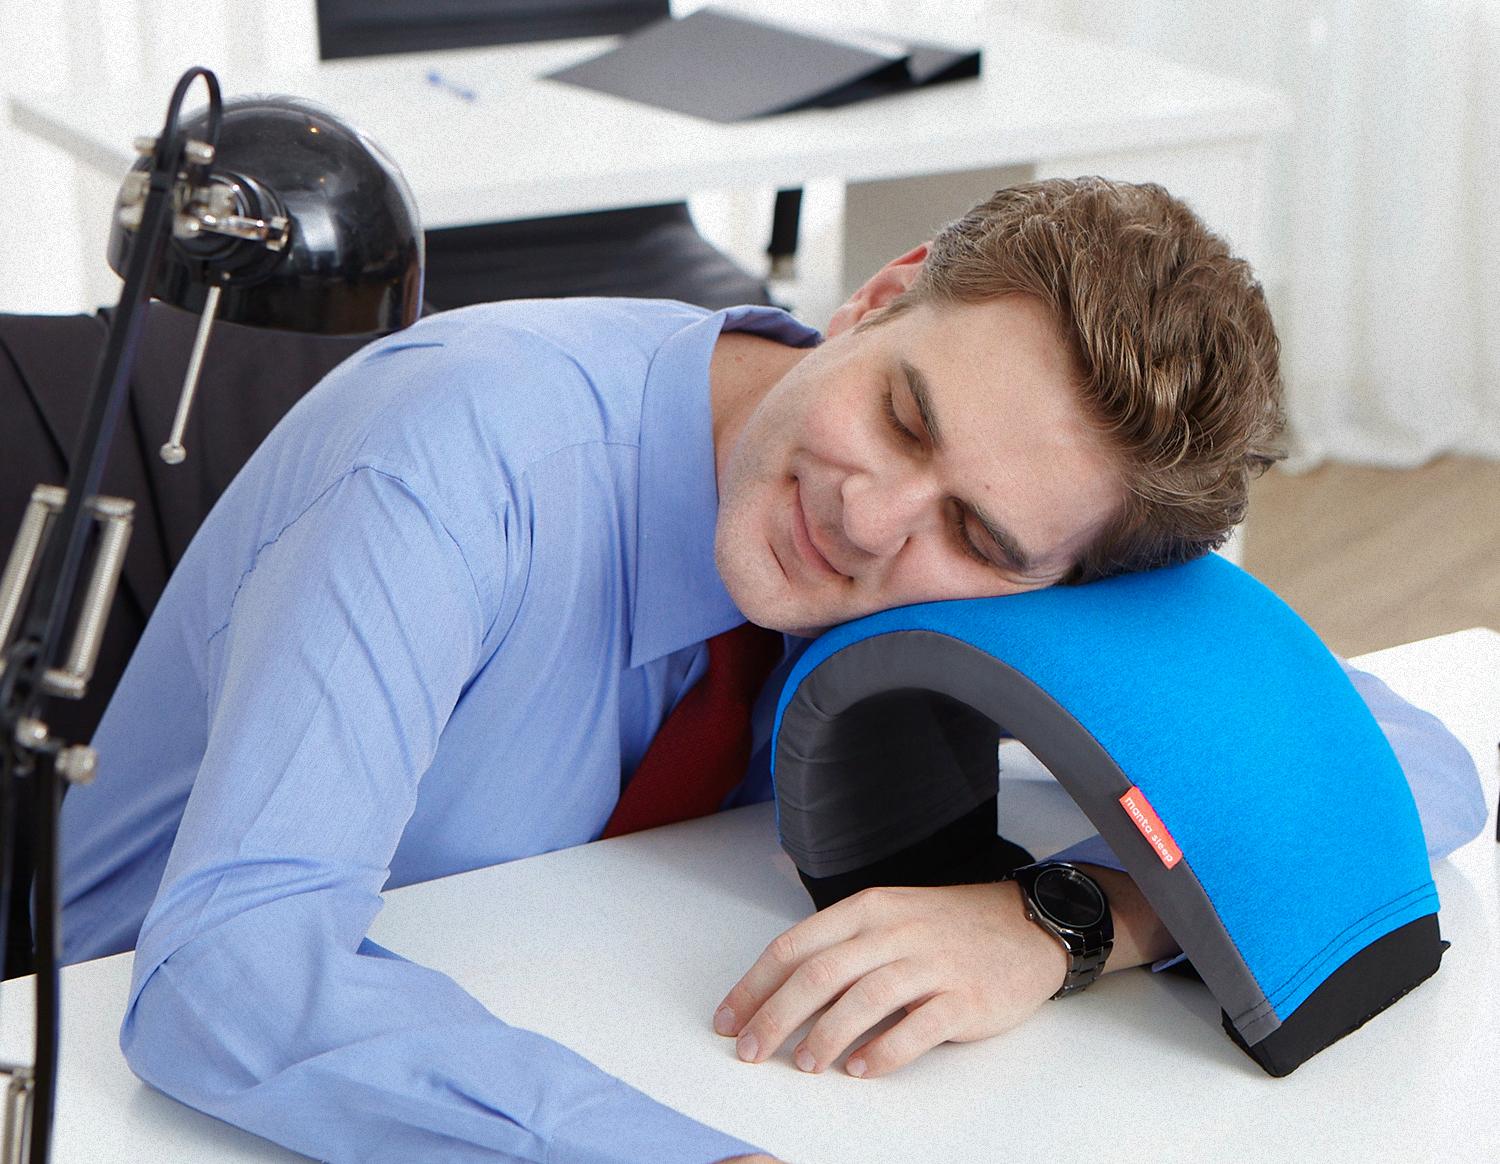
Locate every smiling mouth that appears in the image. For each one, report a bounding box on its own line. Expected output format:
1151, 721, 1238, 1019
791, 480, 842, 579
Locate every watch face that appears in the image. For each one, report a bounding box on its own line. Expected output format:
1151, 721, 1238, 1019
1033, 866, 1105, 929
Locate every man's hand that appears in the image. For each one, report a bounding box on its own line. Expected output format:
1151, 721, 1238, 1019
712, 881, 1068, 1079
713, 866, 1179, 1079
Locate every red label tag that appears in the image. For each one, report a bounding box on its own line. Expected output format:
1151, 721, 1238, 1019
1119, 785, 1182, 869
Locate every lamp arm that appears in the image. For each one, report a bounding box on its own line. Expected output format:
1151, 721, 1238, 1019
0, 66, 221, 1164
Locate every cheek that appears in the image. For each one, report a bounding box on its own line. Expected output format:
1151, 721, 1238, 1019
721, 406, 790, 499
887, 547, 1035, 604
781, 360, 868, 453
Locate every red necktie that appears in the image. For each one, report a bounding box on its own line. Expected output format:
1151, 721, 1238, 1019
602, 622, 785, 838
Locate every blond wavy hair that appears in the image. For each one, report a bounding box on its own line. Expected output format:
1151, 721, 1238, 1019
877, 176, 1286, 583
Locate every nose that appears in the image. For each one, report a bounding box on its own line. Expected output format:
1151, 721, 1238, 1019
839, 463, 941, 559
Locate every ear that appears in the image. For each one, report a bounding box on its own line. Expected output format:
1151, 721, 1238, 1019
825, 243, 930, 338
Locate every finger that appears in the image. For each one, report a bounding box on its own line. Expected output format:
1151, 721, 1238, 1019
715, 893, 876, 1037
731, 934, 898, 1063
793, 959, 934, 1074
843, 994, 961, 1079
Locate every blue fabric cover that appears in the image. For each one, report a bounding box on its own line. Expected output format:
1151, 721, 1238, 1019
771, 554, 1438, 1025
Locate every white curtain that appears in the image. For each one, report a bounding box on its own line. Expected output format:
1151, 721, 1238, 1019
1027, 0, 1500, 468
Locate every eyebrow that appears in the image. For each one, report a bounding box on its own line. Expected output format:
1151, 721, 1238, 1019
899, 359, 1039, 576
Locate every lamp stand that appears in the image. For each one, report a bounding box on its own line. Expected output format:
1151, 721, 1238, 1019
0, 67, 223, 1164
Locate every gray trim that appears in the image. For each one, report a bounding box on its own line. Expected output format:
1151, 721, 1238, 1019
774, 630, 1281, 1044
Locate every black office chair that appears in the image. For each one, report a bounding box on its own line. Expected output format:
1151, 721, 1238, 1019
422, 202, 771, 311
0, 304, 376, 978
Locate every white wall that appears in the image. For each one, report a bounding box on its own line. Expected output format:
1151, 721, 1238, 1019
0, 1, 322, 315
0, 1, 87, 313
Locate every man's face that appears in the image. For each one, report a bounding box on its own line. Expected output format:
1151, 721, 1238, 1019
714, 270, 1124, 638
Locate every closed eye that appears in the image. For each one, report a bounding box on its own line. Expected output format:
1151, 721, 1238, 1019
882, 388, 920, 444
959, 511, 1008, 569
885, 387, 1004, 569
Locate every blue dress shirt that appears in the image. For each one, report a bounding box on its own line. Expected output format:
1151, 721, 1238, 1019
59, 297, 1483, 1162
62, 298, 818, 1164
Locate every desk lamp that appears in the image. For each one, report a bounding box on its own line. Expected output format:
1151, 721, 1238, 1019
0, 67, 421, 1163
773, 552, 1446, 1077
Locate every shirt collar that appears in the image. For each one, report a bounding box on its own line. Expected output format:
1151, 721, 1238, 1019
630, 304, 821, 669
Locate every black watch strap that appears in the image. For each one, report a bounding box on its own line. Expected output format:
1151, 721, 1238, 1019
1006, 861, 1115, 999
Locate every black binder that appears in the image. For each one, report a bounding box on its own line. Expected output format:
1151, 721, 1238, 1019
544, 7, 981, 123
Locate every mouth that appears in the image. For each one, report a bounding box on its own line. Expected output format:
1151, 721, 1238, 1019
790, 479, 844, 579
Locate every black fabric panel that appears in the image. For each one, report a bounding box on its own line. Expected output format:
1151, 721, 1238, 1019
776, 683, 1003, 876
423, 204, 770, 313
1222, 914, 1447, 1076
798, 795, 1033, 910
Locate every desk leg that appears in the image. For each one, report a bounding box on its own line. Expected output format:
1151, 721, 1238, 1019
691, 179, 851, 331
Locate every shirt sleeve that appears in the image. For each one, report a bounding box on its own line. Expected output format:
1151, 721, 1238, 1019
1046, 655, 1486, 973
121, 468, 760, 1164
1337, 657, 1487, 858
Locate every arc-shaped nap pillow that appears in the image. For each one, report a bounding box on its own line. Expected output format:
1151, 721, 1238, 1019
770, 553, 1443, 1076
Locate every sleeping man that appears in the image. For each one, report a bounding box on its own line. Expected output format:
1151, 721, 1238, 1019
59, 177, 1484, 1163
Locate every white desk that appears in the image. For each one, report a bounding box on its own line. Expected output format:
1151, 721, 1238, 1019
7, 17, 1289, 324
3, 627, 1497, 1163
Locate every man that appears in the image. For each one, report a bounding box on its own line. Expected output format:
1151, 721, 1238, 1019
59, 178, 1483, 1163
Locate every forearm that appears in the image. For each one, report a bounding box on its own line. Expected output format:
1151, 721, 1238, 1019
1078, 863, 1180, 972
128, 918, 759, 1164
125, 472, 763, 1163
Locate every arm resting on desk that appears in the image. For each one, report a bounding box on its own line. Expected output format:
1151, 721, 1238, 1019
715, 653, 1482, 1077
121, 470, 759, 1164
713, 870, 1177, 1080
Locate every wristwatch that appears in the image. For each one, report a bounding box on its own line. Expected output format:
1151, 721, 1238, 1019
1005, 861, 1115, 998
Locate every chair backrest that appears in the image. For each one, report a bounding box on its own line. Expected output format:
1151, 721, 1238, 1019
771, 553, 1444, 1076
0, 303, 374, 743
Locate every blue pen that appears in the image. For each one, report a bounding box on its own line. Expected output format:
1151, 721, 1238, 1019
426, 70, 477, 102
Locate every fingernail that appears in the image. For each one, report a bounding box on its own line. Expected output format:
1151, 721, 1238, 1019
846, 1056, 867, 1078
714, 1006, 736, 1036
736, 1032, 759, 1062
794, 1046, 817, 1073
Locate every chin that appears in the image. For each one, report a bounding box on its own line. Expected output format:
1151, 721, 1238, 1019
725, 577, 803, 635
715, 543, 817, 637
738, 586, 834, 640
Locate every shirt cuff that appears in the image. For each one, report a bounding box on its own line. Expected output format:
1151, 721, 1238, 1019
546, 1078, 763, 1164
1044, 832, 1124, 872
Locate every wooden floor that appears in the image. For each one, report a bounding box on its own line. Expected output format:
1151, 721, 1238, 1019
1239, 456, 1500, 657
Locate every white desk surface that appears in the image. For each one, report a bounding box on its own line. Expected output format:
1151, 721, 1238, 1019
8, 21, 1289, 229
4, 627, 1496, 1163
